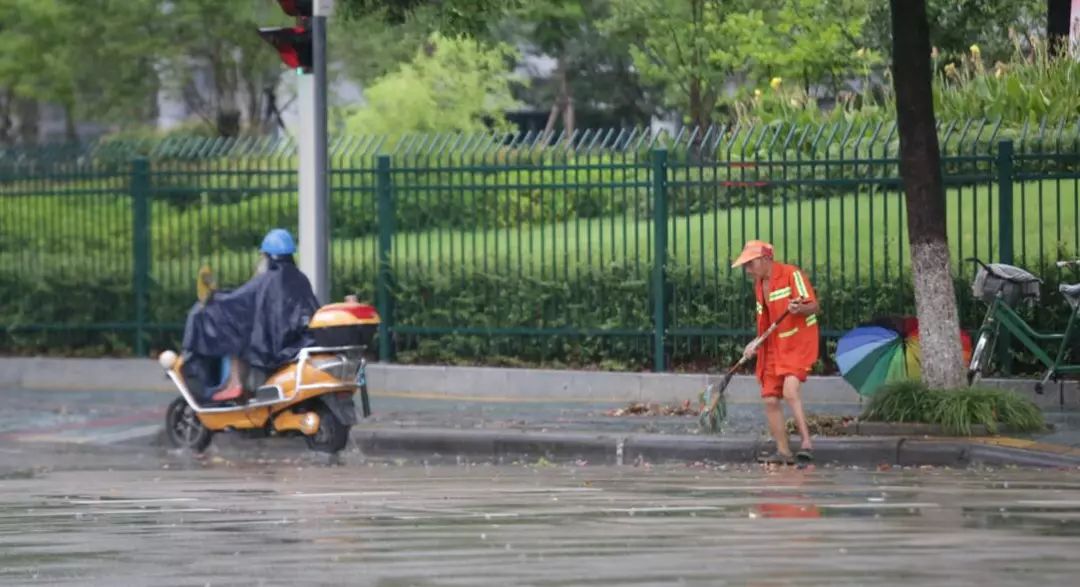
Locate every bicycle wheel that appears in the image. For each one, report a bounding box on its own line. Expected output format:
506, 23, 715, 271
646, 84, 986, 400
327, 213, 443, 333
967, 328, 997, 386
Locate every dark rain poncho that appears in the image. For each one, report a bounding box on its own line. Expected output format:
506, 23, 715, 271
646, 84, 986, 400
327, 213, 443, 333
181, 260, 320, 397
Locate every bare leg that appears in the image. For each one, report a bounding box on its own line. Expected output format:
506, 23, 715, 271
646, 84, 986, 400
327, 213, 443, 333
225, 357, 243, 387
763, 396, 792, 456
782, 376, 812, 450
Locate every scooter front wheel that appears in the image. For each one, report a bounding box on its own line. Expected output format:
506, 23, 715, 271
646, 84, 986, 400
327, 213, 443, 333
165, 397, 213, 453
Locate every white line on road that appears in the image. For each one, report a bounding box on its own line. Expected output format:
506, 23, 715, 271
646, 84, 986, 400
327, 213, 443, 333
600, 506, 723, 514
287, 491, 402, 499
816, 502, 941, 509
492, 487, 604, 494
90, 425, 162, 445
65, 498, 198, 505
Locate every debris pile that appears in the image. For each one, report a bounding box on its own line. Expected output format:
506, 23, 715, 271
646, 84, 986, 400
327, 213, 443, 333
606, 399, 700, 417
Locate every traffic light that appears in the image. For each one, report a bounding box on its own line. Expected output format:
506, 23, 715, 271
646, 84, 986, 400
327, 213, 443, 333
258, 1, 314, 71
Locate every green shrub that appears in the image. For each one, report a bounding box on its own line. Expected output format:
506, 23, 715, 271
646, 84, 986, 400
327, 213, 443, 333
862, 381, 1045, 436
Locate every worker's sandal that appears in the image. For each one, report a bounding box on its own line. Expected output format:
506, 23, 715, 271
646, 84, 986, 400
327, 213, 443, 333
759, 451, 795, 465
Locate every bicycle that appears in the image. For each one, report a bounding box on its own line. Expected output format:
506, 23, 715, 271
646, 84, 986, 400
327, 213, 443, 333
966, 258, 1080, 393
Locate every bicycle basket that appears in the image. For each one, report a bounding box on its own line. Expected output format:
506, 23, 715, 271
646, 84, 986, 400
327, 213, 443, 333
971, 263, 1042, 305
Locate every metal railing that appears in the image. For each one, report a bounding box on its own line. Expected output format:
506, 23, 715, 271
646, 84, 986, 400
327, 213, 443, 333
2, 120, 1079, 373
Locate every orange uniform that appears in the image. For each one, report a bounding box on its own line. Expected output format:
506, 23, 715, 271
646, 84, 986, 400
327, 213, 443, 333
754, 262, 820, 398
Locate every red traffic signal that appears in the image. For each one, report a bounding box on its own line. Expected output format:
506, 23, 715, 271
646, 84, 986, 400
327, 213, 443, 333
258, 26, 312, 70
275, 0, 312, 17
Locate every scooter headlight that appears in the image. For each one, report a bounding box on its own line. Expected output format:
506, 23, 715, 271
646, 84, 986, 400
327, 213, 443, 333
158, 350, 178, 369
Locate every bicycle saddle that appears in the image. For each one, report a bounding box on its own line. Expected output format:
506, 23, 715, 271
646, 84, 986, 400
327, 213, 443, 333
1060, 283, 1080, 307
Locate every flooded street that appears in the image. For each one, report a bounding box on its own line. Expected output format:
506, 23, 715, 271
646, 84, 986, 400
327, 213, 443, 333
2, 443, 1080, 586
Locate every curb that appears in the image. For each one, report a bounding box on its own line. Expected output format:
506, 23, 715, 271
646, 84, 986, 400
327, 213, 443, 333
349, 427, 1080, 469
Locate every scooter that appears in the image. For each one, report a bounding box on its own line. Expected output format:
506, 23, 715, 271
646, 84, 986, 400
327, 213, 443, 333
157, 298, 380, 454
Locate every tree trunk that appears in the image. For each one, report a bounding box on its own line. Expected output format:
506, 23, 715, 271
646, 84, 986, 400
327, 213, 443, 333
688, 76, 707, 131
560, 67, 575, 148
890, 0, 966, 389
216, 110, 242, 138
63, 102, 78, 143
1047, 0, 1072, 57
0, 88, 12, 146
543, 58, 569, 144
15, 97, 39, 145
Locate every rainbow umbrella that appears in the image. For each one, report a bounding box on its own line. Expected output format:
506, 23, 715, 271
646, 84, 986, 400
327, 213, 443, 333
836, 317, 971, 397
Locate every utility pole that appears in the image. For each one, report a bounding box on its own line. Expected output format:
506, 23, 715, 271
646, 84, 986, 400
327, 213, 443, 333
258, 0, 333, 302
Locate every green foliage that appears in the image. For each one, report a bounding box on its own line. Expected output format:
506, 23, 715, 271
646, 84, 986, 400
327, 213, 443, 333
736, 32, 1080, 131
337, 0, 514, 36
931, 36, 1080, 124
721, 0, 878, 89
0, 0, 164, 128
601, 0, 734, 126
4, 248, 1075, 374
861, 381, 1045, 436
861, 380, 942, 423
862, 0, 1043, 65
602, 0, 875, 126
345, 34, 522, 137
499, 0, 655, 127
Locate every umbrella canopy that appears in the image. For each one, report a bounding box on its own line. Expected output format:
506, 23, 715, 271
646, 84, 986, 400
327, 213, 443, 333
836, 317, 972, 397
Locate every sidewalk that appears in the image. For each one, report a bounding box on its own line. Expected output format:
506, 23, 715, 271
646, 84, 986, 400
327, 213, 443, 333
4, 384, 1080, 468
351, 395, 1080, 468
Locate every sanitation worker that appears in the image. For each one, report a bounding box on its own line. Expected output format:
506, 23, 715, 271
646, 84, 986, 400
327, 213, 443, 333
732, 240, 820, 465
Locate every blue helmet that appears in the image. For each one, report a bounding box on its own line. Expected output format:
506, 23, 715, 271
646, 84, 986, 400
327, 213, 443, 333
260, 228, 296, 256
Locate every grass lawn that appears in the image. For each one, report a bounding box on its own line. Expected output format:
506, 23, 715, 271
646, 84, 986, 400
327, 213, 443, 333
2, 180, 1077, 292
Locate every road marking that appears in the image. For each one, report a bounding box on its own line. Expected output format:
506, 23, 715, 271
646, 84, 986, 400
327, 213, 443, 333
83, 425, 162, 445
0, 508, 221, 519
492, 487, 604, 493
600, 506, 722, 514
287, 491, 402, 499
1015, 500, 1080, 506
65, 498, 198, 505
818, 502, 940, 509
86, 508, 221, 516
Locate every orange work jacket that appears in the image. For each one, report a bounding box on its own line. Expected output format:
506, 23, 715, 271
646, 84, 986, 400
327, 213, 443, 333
754, 262, 820, 382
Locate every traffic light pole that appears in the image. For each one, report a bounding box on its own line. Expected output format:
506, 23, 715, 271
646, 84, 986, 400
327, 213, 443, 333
297, 9, 330, 303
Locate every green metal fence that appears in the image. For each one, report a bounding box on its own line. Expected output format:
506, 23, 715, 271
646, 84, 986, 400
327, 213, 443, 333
2, 120, 1079, 373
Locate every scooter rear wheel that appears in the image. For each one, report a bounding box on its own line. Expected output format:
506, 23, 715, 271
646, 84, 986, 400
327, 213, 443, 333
165, 397, 213, 453
305, 404, 350, 453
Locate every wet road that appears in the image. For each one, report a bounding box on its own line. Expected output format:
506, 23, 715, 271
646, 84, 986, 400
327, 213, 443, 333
3, 442, 1080, 586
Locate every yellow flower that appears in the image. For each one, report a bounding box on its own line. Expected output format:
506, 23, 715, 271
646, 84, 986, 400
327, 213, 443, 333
943, 62, 958, 79
754, 88, 762, 98
969, 44, 981, 57
789, 98, 800, 108
769, 77, 782, 91
856, 48, 866, 58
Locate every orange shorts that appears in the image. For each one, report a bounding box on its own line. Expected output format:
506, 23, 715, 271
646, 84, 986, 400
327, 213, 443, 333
760, 368, 809, 399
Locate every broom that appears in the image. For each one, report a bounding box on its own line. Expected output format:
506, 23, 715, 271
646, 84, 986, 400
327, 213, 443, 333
699, 309, 791, 433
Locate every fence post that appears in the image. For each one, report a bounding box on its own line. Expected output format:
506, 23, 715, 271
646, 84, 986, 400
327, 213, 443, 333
651, 148, 669, 372
997, 140, 1015, 265
375, 155, 395, 363
996, 140, 1015, 375
131, 157, 152, 357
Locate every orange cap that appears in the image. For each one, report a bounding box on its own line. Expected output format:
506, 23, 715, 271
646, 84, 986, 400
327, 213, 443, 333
731, 240, 774, 268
